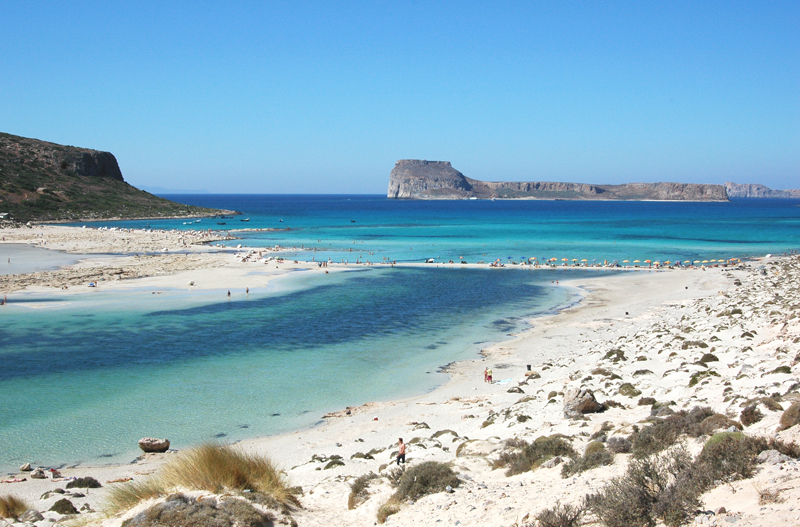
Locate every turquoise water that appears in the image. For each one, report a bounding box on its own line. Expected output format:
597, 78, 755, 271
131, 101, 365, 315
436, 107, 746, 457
78, 196, 800, 265
0, 266, 578, 472
4, 195, 798, 472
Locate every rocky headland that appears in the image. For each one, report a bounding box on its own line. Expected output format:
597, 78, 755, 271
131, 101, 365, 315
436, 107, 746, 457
388, 160, 729, 201
725, 182, 800, 199
0, 132, 235, 222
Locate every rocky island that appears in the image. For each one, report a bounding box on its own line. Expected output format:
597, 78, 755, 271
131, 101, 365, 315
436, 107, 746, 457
388, 159, 730, 201
0, 132, 234, 222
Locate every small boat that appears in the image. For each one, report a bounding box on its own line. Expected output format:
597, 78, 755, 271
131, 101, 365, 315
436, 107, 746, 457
240, 218, 250, 222
217, 222, 226, 225
350, 220, 356, 223
279, 219, 283, 222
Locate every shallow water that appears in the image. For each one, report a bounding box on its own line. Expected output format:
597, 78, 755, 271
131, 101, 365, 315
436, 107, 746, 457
0, 266, 583, 472
0, 244, 84, 276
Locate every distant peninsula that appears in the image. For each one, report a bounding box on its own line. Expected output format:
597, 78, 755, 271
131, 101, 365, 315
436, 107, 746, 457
0, 132, 235, 222
388, 160, 729, 201
724, 182, 800, 199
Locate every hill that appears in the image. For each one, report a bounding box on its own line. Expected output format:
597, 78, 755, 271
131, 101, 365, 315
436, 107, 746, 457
0, 132, 232, 222
388, 160, 729, 201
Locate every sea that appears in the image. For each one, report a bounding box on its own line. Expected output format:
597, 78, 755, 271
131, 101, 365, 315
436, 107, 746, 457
1, 195, 799, 472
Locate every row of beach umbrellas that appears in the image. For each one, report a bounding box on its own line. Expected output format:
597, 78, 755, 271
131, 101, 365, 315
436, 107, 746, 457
481, 257, 742, 265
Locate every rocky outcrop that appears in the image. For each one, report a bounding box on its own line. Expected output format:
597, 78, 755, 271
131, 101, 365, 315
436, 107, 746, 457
725, 182, 800, 199
388, 160, 729, 201
563, 387, 605, 418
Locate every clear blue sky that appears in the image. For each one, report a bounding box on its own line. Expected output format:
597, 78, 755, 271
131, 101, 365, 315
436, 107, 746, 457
2, 1, 798, 193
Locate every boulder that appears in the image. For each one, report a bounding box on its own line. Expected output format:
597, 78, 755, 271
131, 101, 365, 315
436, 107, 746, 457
138, 437, 170, 453
30, 468, 46, 479
563, 388, 605, 418
49, 498, 78, 515
19, 462, 32, 471
540, 456, 563, 468
757, 449, 791, 466
19, 509, 44, 522
66, 476, 102, 489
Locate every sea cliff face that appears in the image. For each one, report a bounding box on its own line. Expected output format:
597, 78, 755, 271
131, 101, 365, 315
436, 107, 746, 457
725, 182, 800, 199
388, 160, 729, 201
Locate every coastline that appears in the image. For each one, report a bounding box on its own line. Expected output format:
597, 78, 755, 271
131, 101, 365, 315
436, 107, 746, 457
2, 226, 800, 526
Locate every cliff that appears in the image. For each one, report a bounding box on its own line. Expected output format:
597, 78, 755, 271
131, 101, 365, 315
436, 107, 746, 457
0, 132, 232, 222
388, 160, 729, 201
725, 182, 800, 199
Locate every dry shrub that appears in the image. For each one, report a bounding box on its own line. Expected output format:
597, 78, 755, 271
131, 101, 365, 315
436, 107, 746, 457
589, 446, 697, 527
778, 402, 800, 431
493, 435, 577, 476
694, 432, 760, 485
740, 405, 764, 426
534, 501, 585, 527
376, 501, 400, 524
105, 443, 298, 515
698, 414, 742, 435
0, 495, 28, 519
348, 472, 379, 510
606, 436, 632, 454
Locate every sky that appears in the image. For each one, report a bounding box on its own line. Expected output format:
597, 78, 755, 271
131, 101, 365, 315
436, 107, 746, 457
1, 1, 798, 193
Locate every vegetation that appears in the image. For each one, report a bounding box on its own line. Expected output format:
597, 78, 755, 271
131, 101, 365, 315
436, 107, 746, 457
348, 472, 379, 510
0, 132, 227, 222
0, 495, 27, 519
493, 436, 577, 476
105, 443, 298, 515
779, 402, 800, 431
376, 462, 459, 524
121, 493, 274, 527
561, 442, 614, 478
534, 501, 585, 527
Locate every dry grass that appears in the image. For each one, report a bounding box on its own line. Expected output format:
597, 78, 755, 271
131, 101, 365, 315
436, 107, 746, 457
376, 501, 401, 523
0, 495, 28, 519
348, 472, 379, 510
755, 483, 786, 505
105, 443, 298, 515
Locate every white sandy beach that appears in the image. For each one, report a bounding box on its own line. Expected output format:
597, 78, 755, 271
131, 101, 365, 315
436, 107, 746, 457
1, 225, 800, 527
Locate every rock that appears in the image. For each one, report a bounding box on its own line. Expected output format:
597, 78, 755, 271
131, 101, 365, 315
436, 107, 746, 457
524, 371, 541, 379
757, 449, 791, 465
540, 456, 563, 468
66, 476, 102, 489
716, 506, 727, 514
49, 498, 78, 515
618, 383, 642, 397
507, 386, 524, 394
19, 509, 44, 522
138, 437, 170, 453
30, 468, 46, 479
563, 388, 605, 418
455, 439, 503, 457
40, 489, 66, 499
19, 462, 32, 471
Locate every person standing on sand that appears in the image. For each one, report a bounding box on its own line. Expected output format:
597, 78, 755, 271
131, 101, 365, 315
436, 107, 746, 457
484, 367, 489, 382
487, 368, 493, 383
397, 438, 406, 465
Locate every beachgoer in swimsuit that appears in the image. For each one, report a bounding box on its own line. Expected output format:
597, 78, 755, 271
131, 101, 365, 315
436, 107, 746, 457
487, 368, 493, 383
397, 438, 406, 465
484, 367, 488, 382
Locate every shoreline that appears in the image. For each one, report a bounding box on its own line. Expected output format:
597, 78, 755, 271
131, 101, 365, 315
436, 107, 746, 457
2, 226, 800, 526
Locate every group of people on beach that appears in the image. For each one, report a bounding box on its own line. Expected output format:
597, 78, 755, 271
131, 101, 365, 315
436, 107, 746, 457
483, 367, 493, 383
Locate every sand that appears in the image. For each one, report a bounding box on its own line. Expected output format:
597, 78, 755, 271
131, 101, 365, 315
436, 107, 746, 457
1, 225, 799, 527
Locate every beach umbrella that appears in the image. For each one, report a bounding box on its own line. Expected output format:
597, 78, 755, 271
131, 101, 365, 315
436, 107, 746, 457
562, 258, 568, 262
702, 260, 709, 263
693, 260, 701, 264
633, 260, 641, 263
622, 260, 630, 263
581, 259, 588, 262
664, 260, 671, 264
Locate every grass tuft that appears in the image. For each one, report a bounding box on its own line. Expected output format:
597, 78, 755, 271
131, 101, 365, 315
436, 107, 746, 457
493, 435, 577, 476
0, 495, 28, 519
534, 500, 585, 527
348, 472, 379, 510
105, 443, 298, 515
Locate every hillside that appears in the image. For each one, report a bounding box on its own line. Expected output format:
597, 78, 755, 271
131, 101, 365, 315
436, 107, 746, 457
388, 160, 729, 201
0, 132, 232, 222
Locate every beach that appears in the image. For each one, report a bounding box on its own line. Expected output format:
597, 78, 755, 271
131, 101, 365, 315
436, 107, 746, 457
1, 225, 800, 526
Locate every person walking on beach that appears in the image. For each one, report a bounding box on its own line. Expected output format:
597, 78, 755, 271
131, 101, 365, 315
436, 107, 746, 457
487, 368, 493, 383
397, 438, 406, 465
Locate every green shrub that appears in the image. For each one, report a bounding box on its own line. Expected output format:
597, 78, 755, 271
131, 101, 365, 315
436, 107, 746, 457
631, 407, 714, 458
392, 462, 459, 502
493, 436, 577, 476
561, 445, 614, 478
772, 366, 792, 374
689, 370, 720, 387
